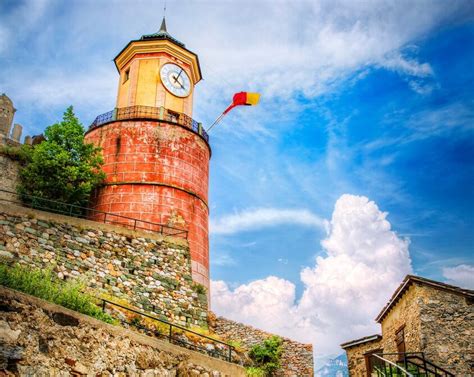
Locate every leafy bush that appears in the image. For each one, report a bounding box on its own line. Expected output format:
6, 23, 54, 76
0, 144, 32, 164
246, 367, 266, 377
192, 282, 207, 295
18, 106, 105, 210
0, 263, 115, 324
248, 336, 283, 376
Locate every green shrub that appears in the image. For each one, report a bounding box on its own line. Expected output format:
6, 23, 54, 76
0, 144, 32, 164
246, 367, 266, 377
18, 106, 105, 210
192, 282, 207, 295
0, 263, 115, 324
248, 336, 283, 376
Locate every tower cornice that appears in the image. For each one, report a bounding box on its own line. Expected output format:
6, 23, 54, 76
114, 39, 202, 84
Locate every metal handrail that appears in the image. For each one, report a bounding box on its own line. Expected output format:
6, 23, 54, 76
100, 298, 234, 362
89, 105, 209, 143
371, 354, 414, 377
405, 354, 455, 376
0, 188, 187, 238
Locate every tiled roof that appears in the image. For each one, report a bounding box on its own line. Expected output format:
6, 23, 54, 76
140, 17, 185, 48
340, 334, 382, 349
375, 275, 474, 323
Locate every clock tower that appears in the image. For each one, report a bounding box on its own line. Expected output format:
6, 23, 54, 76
85, 19, 211, 296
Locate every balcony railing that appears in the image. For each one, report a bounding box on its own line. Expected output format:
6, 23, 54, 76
369, 352, 455, 377
89, 106, 209, 143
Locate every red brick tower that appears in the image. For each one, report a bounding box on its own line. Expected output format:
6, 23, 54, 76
85, 19, 211, 292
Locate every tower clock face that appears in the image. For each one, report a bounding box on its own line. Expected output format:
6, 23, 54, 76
160, 63, 191, 98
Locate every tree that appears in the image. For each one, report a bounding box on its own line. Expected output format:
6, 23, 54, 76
19, 106, 105, 211
248, 336, 283, 376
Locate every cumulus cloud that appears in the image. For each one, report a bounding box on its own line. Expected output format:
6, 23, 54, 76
210, 208, 327, 235
443, 264, 474, 289
211, 194, 412, 356
2, 0, 473, 134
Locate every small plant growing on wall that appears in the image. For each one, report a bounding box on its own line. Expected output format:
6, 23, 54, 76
192, 282, 207, 295
18, 106, 105, 213
248, 336, 283, 376
0, 144, 32, 164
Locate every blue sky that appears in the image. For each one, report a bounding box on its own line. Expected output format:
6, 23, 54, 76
1, 0, 473, 366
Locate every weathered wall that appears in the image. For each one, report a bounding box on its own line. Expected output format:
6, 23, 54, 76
210, 314, 314, 377
0, 154, 21, 202
380, 284, 422, 354
0, 94, 15, 137
418, 285, 473, 376
0, 203, 208, 327
0, 287, 245, 376
344, 338, 382, 377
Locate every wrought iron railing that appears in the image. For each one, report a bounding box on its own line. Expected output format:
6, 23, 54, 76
369, 352, 455, 377
89, 105, 209, 143
0, 188, 187, 238
100, 299, 234, 362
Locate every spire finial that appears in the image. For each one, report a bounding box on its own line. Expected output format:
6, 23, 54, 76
159, 16, 167, 32
160, 0, 167, 32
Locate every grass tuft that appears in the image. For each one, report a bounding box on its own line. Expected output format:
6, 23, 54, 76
0, 263, 115, 324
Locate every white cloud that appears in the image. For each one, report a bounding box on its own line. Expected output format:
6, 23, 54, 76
210, 208, 327, 235
211, 252, 237, 267
211, 194, 412, 358
1, 0, 472, 136
443, 264, 474, 289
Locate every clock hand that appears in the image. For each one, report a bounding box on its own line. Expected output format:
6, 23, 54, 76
173, 69, 183, 83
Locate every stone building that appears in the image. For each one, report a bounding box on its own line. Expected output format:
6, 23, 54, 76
341, 275, 473, 376
0, 94, 22, 146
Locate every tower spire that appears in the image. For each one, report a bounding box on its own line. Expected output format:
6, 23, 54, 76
159, 16, 167, 33
160, 0, 167, 32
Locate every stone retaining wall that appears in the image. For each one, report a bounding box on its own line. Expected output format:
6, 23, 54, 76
210, 314, 314, 376
0, 287, 245, 376
0, 203, 208, 327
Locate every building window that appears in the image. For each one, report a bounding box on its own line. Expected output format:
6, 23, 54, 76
123, 68, 130, 83
396, 325, 406, 355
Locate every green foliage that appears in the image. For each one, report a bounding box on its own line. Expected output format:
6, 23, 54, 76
0, 144, 32, 164
18, 106, 105, 210
0, 263, 115, 324
192, 282, 207, 295
130, 315, 142, 327
248, 336, 283, 376
228, 339, 244, 350
245, 367, 266, 377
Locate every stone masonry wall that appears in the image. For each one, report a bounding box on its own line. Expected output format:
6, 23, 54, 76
0, 154, 21, 202
344, 338, 382, 377
210, 314, 314, 377
380, 284, 422, 355
0, 203, 208, 327
0, 287, 246, 376
418, 285, 473, 376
